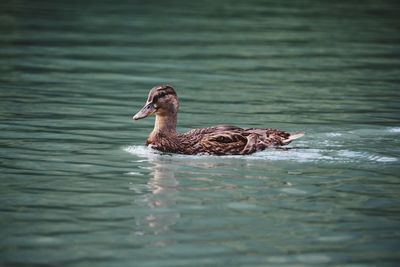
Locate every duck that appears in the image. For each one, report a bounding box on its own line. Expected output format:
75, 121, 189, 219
133, 85, 304, 155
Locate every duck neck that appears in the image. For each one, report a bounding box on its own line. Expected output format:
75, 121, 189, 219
152, 113, 178, 136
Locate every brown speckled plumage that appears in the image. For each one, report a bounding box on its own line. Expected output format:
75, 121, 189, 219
133, 85, 304, 155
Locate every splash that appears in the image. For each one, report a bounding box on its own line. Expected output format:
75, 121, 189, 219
389, 127, 400, 133
124, 145, 396, 164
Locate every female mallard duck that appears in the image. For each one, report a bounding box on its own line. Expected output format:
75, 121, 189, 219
133, 85, 304, 155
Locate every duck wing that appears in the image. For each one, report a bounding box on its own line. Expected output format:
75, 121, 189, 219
177, 125, 245, 155
199, 130, 249, 155
179, 125, 304, 155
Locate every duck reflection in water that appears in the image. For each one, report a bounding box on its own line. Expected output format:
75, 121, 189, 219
130, 150, 236, 246
133, 155, 180, 242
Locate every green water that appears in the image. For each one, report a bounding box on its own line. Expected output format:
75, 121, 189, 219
1, 1, 400, 266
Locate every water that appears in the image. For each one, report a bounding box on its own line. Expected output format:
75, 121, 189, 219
1, 0, 400, 266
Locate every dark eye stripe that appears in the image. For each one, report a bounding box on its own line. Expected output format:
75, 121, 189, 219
152, 90, 176, 103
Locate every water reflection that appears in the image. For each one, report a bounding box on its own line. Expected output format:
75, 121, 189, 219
133, 153, 180, 245
129, 147, 239, 245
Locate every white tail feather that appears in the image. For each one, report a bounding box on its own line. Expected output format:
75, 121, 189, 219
282, 132, 305, 144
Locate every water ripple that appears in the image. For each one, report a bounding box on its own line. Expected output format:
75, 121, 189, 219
124, 127, 398, 164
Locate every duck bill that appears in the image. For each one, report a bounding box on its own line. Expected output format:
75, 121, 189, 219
133, 102, 156, 120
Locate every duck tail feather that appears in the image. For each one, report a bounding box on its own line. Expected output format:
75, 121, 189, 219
282, 132, 305, 144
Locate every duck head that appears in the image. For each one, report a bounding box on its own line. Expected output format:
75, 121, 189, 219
133, 85, 179, 120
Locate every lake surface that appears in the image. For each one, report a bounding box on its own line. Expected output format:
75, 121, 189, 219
1, 0, 400, 266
